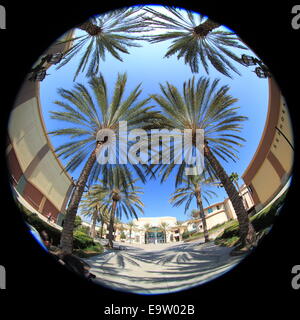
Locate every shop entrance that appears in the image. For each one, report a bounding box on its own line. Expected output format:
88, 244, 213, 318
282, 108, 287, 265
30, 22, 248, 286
145, 227, 165, 244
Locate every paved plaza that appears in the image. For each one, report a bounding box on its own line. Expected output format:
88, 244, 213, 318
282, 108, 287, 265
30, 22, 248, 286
85, 240, 247, 294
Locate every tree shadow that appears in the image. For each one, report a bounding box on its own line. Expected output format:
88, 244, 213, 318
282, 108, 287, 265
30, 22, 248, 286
85, 241, 248, 294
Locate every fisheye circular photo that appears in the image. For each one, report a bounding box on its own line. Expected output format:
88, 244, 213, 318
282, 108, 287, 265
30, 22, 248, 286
6, 5, 294, 294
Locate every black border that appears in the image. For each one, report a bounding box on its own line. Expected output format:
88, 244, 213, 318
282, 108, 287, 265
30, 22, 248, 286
1, 0, 299, 316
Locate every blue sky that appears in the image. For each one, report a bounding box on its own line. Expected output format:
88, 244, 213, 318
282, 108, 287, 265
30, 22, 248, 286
40, 6, 268, 224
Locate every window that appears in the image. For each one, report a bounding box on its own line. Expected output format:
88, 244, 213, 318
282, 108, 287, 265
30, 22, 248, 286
243, 198, 249, 209
207, 208, 213, 214
216, 205, 220, 210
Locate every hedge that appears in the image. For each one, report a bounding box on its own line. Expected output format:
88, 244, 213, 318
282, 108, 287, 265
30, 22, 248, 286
20, 204, 97, 250
216, 190, 288, 241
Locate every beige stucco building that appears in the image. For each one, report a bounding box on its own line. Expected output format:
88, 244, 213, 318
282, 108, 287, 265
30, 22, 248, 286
7, 31, 75, 225
242, 78, 294, 212
183, 185, 255, 235
116, 217, 183, 244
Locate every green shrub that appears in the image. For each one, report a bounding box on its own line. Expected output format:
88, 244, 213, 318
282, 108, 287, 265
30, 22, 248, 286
21, 207, 61, 246
182, 230, 189, 240
19, 203, 96, 250
73, 230, 95, 249
120, 231, 126, 240
182, 230, 196, 239
74, 243, 103, 258
76, 225, 90, 235
215, 191, 288, 244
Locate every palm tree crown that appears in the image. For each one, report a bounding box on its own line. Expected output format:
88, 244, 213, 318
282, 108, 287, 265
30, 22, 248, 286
170, 175, 216, 213
57, 7, 151, 80
144, 6, 247, 77
170, 174, 217, 242
151, 76, 247, 185
89, 170, 144, 248
94, 179, 145, 222
49, 72, 159, 185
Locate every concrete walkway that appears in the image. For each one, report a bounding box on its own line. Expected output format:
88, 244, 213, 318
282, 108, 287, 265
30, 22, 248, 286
85, 240, 247, 294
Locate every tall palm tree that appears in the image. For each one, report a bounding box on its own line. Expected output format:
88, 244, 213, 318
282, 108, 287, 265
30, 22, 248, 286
170, 175, 216, 242
127, 220, 136, 243
89, 173, 144, 249
151, 76, 256, 247
57, 7, 151, 80
143, 6, 247, 77
49, 73, 159, 254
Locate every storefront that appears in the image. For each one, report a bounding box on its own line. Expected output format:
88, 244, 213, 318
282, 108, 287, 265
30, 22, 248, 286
145, 227, 165, 244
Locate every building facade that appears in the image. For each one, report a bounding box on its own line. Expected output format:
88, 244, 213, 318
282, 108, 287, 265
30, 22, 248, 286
242, 78, 294, 212
7, 31, 75, 225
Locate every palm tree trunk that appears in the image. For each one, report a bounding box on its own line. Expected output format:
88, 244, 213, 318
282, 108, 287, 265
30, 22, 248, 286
108, 200, 117, 249
204, 142, 256, 247
194, 19, 220, 36
100, 218, 104, 238
90, 210, 97, 238
195, 188, 210, 243
77, 21, 102, 36
60, 142, 102, 254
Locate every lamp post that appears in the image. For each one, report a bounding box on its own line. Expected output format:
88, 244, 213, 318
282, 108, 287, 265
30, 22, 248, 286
29, 52, 64, 82
28, 68, 47, 81
241, 54, 271, 78
275, 126, 294, 151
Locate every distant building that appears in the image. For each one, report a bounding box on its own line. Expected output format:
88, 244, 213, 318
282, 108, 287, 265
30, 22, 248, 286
125, 217, 183, 244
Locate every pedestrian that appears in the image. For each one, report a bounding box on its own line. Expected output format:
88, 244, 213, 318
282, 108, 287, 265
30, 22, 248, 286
47, 213, 52, 223
40, 230, 52, 249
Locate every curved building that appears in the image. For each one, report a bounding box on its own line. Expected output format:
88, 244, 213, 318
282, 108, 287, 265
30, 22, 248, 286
242, 78, 294, 212
7, 32, 75, 225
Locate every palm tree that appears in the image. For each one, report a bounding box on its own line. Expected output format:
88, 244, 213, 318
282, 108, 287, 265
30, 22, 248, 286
159, 222, 169, 243
213, 172, 239, 190
49, 73, 159, 254
80, 199, 99, 239
143, 6, 247, 77
190, 209, 200, 219
98, 209, 110, 238
127, 220, 136, 243
143, 223, 152, 244
89, 172, 144, 249
80, 188, 109, 238
229, 172, 240, 190
151, 76, 256, 248
170, 175, 216, 242
57, 7, 151, 80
